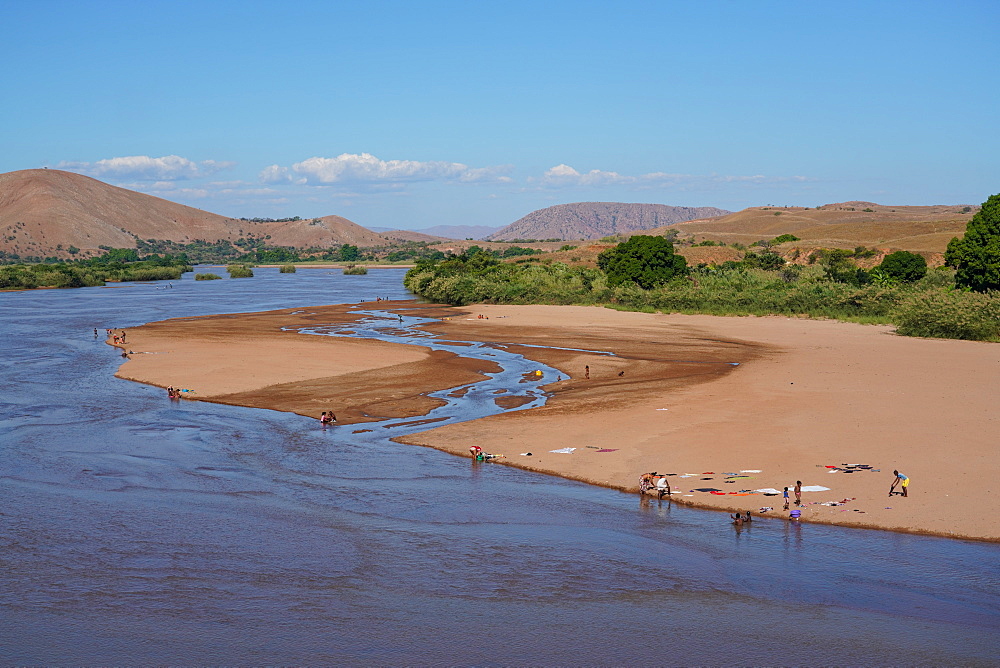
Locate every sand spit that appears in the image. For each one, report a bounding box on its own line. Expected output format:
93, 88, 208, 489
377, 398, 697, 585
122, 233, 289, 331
114, 302, 999, 541
113, 302, 500, 423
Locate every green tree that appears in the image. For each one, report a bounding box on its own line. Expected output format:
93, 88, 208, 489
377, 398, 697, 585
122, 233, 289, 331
597, 235, 687, 288
877, 251, 927, 283
98, 248, 139, 263
337, 244, 360, 261
945, 193, 1000, 291
820, 248, 869, 286
743, 250, 786, 270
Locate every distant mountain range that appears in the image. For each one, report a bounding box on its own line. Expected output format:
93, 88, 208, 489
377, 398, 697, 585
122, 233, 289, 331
487, 202, 730, 241
0, 168, 977, 258
0, 169, 386, 258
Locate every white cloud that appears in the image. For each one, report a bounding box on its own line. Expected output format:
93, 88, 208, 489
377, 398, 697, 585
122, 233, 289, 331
260, 153, 512, 187
56, 155, 234, 180
119, 179, 281, 202
539, 164, 632, 187
534, 164, 812, 190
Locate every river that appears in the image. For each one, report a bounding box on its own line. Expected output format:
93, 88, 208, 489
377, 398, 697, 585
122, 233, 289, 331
1, 266, 997, 665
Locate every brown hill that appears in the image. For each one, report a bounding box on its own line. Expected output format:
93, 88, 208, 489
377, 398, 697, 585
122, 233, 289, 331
0, 169, 387, 258
653, 202, 977, 253
380, 230, 450, 243
426, 240, 568, 255
488, 202, 730, 241
503, 242, 743, 270
261, 215, 387, 248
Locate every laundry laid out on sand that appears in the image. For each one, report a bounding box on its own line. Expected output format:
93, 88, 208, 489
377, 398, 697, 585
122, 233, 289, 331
114, 302, 999, 542
638, 464, 903, 521
753, 485, 830, 495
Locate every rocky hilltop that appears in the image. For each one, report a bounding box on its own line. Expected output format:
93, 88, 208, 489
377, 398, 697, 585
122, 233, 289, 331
488, 202, 729, 241
0, 169, 386, 258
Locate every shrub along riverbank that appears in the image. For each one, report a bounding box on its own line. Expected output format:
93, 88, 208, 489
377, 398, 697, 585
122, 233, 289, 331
0, 259, 191, 290
404, 255, 1000, 341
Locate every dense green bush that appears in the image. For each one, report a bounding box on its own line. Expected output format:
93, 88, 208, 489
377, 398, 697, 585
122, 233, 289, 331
115, 266, 185, 282
279, 264, 297, 273
343, 264, 368, 275
226, 264, 254, 278
195, 273, 222, 280
877, 251, 927, 282
818, 249, 870, 285
0, 259, 186, 290
895, 290, 1000, 341
743, 251, 786, 270
597, 235, 687, 288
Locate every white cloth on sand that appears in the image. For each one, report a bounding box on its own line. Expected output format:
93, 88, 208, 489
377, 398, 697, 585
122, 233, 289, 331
755, 485, 831, 494
549, 447, 576, 454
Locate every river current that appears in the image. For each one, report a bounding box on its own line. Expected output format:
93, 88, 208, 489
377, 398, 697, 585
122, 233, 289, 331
1, 267, 998, 665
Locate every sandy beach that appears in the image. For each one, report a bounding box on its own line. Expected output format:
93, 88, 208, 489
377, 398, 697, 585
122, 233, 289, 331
114, 301, 1000, 541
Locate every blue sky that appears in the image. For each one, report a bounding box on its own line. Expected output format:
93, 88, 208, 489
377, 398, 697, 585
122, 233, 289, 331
3, 0, 997, 230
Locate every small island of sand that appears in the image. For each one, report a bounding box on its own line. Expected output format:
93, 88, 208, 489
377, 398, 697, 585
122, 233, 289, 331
114, 301, 999, 542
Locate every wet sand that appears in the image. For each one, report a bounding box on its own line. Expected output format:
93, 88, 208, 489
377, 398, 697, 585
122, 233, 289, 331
113, 303, 500, 423
115, 301, 1000, 541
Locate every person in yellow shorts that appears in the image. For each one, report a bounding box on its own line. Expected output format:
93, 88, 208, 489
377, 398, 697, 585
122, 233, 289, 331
891, 470, 910, 497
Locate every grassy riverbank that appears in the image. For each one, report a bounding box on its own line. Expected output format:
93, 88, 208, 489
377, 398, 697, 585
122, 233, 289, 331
404, 258, 1000, 341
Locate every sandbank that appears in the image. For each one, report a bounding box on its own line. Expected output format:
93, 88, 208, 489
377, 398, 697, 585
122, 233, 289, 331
114, 302, 501, 422
114, 302, 1000, 541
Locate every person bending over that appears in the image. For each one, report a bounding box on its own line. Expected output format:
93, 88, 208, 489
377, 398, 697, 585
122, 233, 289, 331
891, 470, 909, 497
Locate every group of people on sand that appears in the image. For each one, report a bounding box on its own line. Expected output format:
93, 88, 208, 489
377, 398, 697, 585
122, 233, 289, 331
783, 481, 804, 510
319, 411, 337, 425
639, 472, 672, 498
639, 468, 912, 526
98, 327, 128, 345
